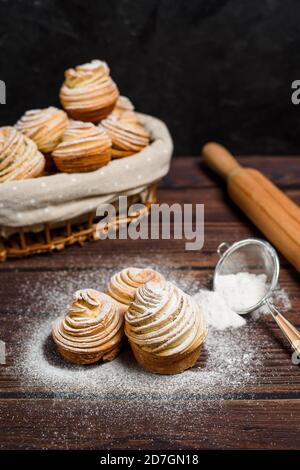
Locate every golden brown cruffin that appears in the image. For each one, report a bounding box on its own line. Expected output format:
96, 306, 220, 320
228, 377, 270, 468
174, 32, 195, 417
101, 115, 150, 158
113, 95, 135, 114
15, 106, 68, 153
52, 120, 111, 173
125, 281, 208, 375
110, 95, 142, 125
59, 59, 119, 122
107, 267, 164, 310
52, 289, 124, 365
0, 126, 45, 183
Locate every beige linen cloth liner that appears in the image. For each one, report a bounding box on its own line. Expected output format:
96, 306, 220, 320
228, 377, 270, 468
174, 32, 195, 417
0, 114, 173, 238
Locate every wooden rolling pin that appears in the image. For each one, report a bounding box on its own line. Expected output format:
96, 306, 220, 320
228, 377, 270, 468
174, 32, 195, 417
202, 142, 300, 272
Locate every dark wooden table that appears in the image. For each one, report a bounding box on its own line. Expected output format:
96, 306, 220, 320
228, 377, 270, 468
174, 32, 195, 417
0, 156, 300, 450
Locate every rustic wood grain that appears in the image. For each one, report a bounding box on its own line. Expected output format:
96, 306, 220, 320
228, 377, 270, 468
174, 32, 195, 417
0, 155, 299, 450
0, 399, 299, 450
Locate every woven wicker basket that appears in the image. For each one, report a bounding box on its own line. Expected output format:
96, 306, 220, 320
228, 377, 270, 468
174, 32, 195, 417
0, 184, 156, 262
0, 114, 172, 261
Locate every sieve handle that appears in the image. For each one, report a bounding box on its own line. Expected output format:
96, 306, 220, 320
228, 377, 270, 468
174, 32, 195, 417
267, 300, 300, 360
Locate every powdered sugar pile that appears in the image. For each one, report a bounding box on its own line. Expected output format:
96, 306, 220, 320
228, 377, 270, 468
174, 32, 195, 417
194, 290, 246, 330
215, 272, 268, 312
194, 272, 291, 331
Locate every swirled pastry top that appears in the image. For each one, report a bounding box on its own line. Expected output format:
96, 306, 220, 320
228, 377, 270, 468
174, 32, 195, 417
15, 107, 68, 153
52, 120, 111, 172
60, 59, 119, 122
114, 96, 135, 113
111, 96, 141, 125
125, 281, 208, 357
107, 267, 165, 306
101, 115, 150, 157
52, 289, 124, 358
0, 126, 45, 183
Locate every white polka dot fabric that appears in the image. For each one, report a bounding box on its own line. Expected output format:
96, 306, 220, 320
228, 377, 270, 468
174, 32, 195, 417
0, 114, 173, 237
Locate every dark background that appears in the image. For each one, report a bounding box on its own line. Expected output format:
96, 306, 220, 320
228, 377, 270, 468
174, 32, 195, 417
1, 0, 300, 155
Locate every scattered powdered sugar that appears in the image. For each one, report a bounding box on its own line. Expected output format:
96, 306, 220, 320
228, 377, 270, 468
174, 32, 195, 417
215, 272, 268, 312
3, 263, 291, 447
7, 263, 290, 410
9, 266, 279, 404
194, 290, 246, 330
253, 284, 291, 318
15, 314, 268, 401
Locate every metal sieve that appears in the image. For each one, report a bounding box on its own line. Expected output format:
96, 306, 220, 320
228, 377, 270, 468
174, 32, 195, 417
213, 238, 300, 360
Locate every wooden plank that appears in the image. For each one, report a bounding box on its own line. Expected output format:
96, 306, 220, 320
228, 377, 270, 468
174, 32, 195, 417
164, 156, 300, 189
0, 399, 299, 449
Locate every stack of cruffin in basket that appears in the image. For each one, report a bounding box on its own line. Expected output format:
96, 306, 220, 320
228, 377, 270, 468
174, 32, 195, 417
1, 59, 151, 182
0, 59, 173, 262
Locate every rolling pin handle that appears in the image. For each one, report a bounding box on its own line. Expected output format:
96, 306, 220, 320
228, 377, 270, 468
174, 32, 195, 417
202, 142, 241, 180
